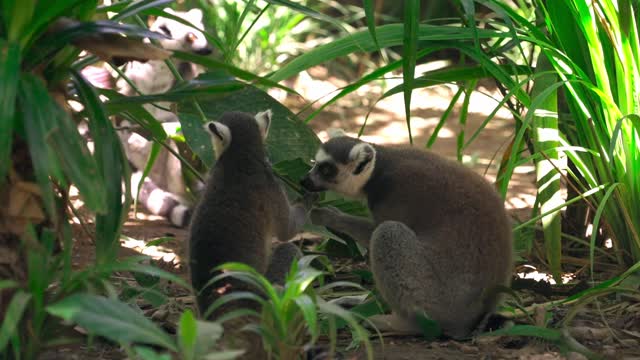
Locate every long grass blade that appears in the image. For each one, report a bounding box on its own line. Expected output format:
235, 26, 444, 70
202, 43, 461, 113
401, 0, 419, 144
0, 41, 20, 183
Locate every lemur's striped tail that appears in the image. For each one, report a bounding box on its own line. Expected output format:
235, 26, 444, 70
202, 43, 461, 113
136, 174, 193, 228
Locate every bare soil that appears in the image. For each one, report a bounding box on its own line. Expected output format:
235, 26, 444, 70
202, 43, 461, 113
43, 69, 640, 359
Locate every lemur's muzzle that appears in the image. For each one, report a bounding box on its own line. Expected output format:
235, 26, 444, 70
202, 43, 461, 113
300, 174, 326, 192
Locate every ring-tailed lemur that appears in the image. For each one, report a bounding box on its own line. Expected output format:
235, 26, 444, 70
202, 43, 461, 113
115, 8, 213, 227
189, 110, 310, 358
300, 134, 513, 339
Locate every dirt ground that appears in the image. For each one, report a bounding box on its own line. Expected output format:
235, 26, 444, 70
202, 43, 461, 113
46, 68, 640, 360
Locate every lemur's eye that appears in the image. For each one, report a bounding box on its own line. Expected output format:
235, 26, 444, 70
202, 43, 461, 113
158, 25, 172, 37
317, 163, 337, 178
186, 32, 197, 43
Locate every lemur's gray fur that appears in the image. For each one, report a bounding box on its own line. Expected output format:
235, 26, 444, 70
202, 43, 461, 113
188, 110, 308, 317
300, 134, 513, 339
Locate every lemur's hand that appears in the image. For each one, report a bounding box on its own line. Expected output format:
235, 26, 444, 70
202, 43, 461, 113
309, 206, 343, 226
300, 191, 321, 211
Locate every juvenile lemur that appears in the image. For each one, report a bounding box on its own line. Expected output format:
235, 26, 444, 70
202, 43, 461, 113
301, 134, 513, 339
189, 110, 308, 317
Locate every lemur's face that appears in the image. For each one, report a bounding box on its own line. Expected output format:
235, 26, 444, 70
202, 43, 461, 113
300, 136, 376, 198
204, 110, 271, 160
151, 8, 212, 55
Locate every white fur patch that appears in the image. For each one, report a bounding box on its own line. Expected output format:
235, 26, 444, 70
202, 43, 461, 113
204, 121, 231, 159
147, 188, 170, 215
339, 143, 376, 198
314, 148, 333, 163
170, 204, 190, 227
255, 109, 272, 141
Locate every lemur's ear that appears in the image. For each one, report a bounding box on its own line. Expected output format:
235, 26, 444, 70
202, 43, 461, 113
187, 8, 203, 23
204, 121, 231, 159
255, 109, 272, 141
327, 128, 347, 139
349, 143, 375, 175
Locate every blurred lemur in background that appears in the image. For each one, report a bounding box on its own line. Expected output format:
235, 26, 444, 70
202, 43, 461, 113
83, 8, 213, 227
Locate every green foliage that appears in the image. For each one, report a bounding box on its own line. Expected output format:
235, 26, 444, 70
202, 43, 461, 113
203, 257, 373, 359
198, 0, 315, 74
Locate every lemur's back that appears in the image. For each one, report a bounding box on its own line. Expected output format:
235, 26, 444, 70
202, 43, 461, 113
368, 145, 512, 335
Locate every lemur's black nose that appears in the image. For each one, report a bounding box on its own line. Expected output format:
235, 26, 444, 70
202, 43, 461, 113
300, 175, 326, 192
194, 47, 213, 55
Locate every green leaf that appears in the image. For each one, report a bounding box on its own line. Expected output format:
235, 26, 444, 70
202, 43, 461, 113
530, 51, 562, 283
178, 112, 214, 169
6, 0, 35, 45
362, 0, 379, 51
202, 350, 245, 360
293, 294, 319, 341
0, 41, 19, 183
178, 310, 197, 360
18, 74, 67, 220
415, 312, 442, 341
109, 260, 190, 290
172, 51, 297, 95
134, 346, 172, 360
0, 291, 31, 351
27, 20, 170, 69
47, 294, 177, 351
269, 24, 508, 82
0, 280, 18, 291
482, 325, 562, 341
194, 320, 226, 359
179, 86, 320, 167
110, 0, 172, 21
72, 69, 130, 263
263, 0, 345, 31
402, 0, 419, 144
25, 0, 90, 49
145, 237, 175, 247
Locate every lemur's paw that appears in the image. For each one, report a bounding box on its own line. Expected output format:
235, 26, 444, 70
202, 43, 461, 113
309, 206, 342, 226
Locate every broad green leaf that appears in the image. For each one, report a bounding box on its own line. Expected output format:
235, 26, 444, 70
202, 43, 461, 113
179, 86, 320, 167
47, 294, 176, 351
0, 291, 31, 351
0, 41, 19, 183
178, 112, 214, 169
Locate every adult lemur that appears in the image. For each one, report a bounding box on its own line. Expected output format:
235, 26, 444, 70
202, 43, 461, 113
188, 110, 310, 358
301, 134, 513, 339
